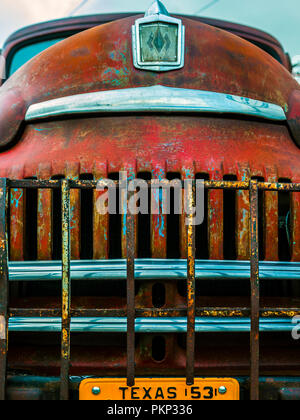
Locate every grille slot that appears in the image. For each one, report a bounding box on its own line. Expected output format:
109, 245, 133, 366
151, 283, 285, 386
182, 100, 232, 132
152, 336, 166, 362
152, 283, 166, 308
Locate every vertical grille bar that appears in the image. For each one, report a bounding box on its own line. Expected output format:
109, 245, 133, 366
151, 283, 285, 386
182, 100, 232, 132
180, 189, 187, 258
122, 166, 137, 259
93, 164, 109, 259
38, 189, 52, 259
208, 169, 224, 260
60, 179, 71, 401
38, 164, 52, 260
66, 164, 80, 260
180, 167, 194, 258
0, 178, 8, 401
264, 169, 278, 261
237, 165, 250, 260
9, 168, 25, 261
10, 188, 24, 260
127, 188, 135, 387
186, 180, 196, 386
151, 164, 167, 258
249, 180, 260, 401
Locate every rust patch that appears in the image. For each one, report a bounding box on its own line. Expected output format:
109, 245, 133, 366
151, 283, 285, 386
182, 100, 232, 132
70, 47, 90, 57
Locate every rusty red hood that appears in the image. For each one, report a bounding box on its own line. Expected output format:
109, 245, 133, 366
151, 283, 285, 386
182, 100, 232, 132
0, 15, 298, 148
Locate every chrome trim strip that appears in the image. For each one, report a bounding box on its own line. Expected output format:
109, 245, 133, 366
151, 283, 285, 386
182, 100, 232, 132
25, 85, 286, 122
8, 317, 294, 333
8, 259, 300, 282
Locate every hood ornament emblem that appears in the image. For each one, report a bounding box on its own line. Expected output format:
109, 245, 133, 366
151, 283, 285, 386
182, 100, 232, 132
132, 0, 185, 72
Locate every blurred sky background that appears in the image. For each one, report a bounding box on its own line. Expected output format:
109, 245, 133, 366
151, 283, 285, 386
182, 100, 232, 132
0, 0, 299, 57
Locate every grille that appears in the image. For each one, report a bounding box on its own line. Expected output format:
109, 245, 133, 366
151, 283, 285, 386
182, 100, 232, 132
7, 173, 298, 264
1, 177, 300, 400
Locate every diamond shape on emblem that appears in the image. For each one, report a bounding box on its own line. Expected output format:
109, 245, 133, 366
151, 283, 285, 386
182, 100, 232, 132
153, 28, 164, 52
132, 1, 185, 72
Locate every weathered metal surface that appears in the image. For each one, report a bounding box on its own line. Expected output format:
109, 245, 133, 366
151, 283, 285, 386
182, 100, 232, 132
66, 163, 80, 260
9, 167, 24, 261
37, 164, 52, 260
264, 168, 278, 261
93, 163, 109, 259
0, 179, 8, 401
8, 179, 300, 191
250, 180, 260, 401
237, 164, 250, 260
257, 182, 300, 191
186, 181, 196, 385
2, 118, 300, 209
9, 179, 300, 191
60, 180, 71, 400
180, 166, 194, 258
0, 14, 298, 149
151, 164, 167, 259
0, 7, 299, 400
208, 165, 224, 260
121, 165, 137, 259
8, 306, 300, 319
126, 188, 135, 387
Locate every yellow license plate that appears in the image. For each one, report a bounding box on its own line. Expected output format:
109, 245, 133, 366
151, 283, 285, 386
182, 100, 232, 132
80, 378, 240, 401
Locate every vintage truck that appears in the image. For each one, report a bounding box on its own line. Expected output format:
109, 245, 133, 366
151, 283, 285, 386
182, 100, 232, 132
0, 0, 300, 401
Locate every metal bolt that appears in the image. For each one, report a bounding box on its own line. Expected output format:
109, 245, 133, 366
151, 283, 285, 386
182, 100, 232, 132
219, 386, 227, 395
92, 387, 101, 396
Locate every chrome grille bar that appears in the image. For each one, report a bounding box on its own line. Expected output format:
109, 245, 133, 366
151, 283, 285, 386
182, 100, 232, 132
7, 317, 296, 333
7, 259, 300, 282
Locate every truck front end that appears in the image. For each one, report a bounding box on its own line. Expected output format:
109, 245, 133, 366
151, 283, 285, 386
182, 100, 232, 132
1, 0, 300, 401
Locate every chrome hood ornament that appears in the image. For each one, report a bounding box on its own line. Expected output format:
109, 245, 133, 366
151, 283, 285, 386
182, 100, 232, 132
145, 0, 169, 17
132, 0, 185, 72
